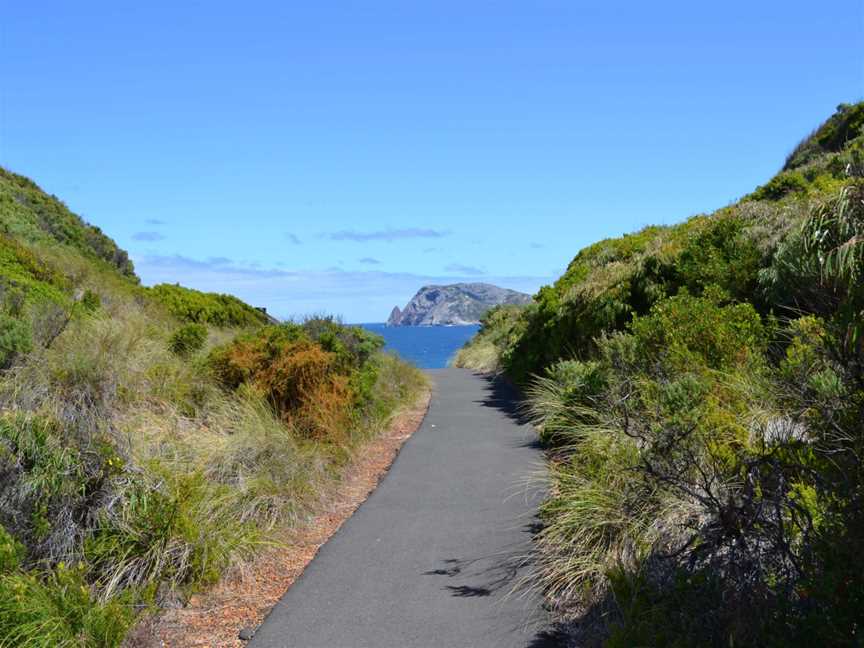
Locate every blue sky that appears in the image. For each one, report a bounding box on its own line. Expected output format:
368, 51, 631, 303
1, 1, 862, 322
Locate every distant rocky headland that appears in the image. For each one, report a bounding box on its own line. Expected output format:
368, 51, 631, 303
388, 282, 532, 326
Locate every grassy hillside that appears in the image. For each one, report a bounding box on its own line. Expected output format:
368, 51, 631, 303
0, 169, 426, 646
456, 102, 864, 645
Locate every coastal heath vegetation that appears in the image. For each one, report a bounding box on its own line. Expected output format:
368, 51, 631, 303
0, 166, 427, 647
456, 102, 864, 646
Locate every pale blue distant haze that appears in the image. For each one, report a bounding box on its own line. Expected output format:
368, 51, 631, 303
1, 2, 862, 321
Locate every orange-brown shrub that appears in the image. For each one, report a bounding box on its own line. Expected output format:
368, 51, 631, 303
293, 374, 353, 443
209, 326, 363, 442
258, 340, 335, 411
209, 338, 268, 389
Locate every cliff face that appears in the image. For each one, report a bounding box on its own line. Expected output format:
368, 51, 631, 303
387, 282, 531, 326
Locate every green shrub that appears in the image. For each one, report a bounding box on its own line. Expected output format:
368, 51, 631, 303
785, 103, 864, 171
673, 214, 763, 301
0, 527, 24, 573
0, 314, 32, 367
0, 167, 136, 279
301, 316, 384, 370
484, 211, 769, 383
469, 105, 864, 645
168, 323, 208, 357
453, 304, 527, 372
605, 568, 734, 648
0, 234, 70, 297
362, 352, 428, 421
79, 289, 101, 313
149, 283, 269, 328
545, 359, 606, 397
628, 291, 766, 371
0, 563, 133, 648
749, 171, 810, 201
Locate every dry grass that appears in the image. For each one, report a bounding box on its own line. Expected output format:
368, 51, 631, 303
0, 283, 428, 646
126, 388, 431, 648
452, 338, 503, 373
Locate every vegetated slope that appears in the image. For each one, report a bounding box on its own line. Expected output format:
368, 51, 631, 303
388, 282, 532, 326
1, 168, 136, 279
456, 102, 864, 646
0, 168, 426, 647
148, 282, 272, 327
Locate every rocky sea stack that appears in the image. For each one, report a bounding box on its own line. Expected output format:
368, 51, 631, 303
387, 282, 531, 326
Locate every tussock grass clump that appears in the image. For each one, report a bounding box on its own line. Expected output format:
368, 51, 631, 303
534, 427, 666, 604
452, 337, 502, 373
525, 360, 606, 445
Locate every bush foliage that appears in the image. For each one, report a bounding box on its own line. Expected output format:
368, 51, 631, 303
209, 320, 385, 441
168, 322, 208, 357
458, 101, 864, 645
0, 168, 427, 646
0, 168, 136, 278
148, 283, 270, 328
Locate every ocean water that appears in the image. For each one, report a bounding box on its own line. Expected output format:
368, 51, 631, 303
359, 323, 480, 369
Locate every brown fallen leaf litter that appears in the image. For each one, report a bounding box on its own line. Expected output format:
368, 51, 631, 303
124, 389, 431, 648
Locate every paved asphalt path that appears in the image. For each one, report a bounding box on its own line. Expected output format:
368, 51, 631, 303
249, 368, 550, 648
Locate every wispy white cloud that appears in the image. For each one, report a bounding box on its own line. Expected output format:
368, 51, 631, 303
206, 256, 233, 266
327, 227, 448, 242
137, 254, 294, 279
132, 231, 165, 242
444, 263, 484, 276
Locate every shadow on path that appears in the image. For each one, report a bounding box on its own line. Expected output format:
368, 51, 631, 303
423, 515, 545, 605
526, 628, 574, 648
423, 549, 528, 599
473, 372, 534, 426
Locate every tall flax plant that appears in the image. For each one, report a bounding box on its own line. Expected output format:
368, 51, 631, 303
802, 182, 864, 350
